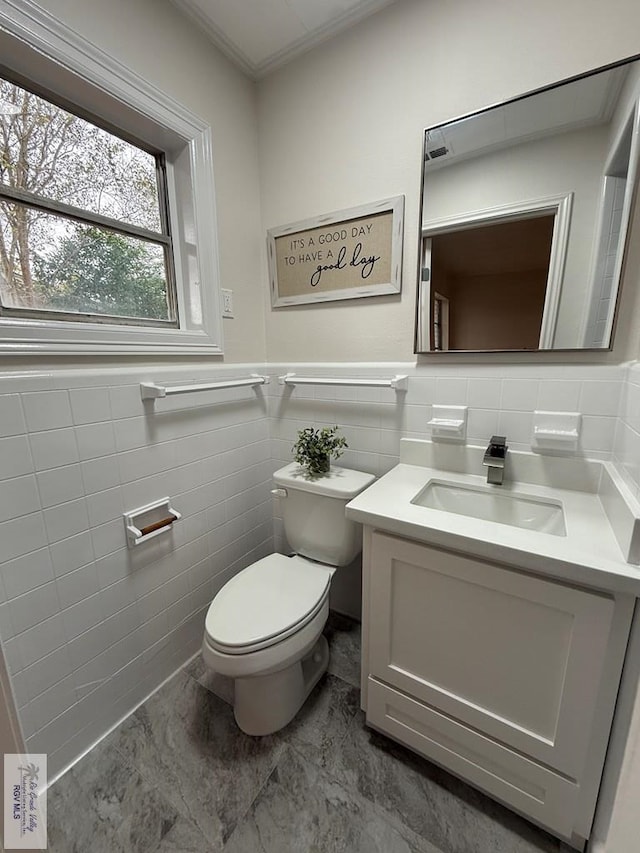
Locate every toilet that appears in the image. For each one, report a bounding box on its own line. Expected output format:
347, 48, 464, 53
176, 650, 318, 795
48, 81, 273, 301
202, 461, 375, 735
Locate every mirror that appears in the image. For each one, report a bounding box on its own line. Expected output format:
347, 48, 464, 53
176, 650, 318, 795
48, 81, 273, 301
416, 56, 640, 353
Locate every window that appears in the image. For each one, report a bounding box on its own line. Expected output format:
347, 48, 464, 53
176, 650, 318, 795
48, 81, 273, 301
0, 76, 177, 326
0, 2, 222, 355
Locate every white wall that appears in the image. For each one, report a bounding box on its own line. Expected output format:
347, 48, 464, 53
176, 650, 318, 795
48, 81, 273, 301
268, 361, 624, 620
584, 176, 627, 347
1, 0, 639, 815
583, 62, 640, 348
0, 0, 273, 779
33, 0, 266, 365
424, 125, 608, 348
258, 9, 640, 844
258, 0, 640, 362
0, 364, 273, 778
609, 60, 640, 150
614, 362, 640, 500
0, 355, 624, 779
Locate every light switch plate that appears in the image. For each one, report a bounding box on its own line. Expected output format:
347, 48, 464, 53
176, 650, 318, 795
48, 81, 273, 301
221, 289, 234, 318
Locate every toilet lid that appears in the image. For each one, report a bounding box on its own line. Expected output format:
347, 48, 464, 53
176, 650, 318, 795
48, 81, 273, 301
205, 553, 332, 653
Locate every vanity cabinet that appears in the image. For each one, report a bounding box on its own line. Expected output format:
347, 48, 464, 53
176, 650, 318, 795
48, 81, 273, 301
361, 529, 635, 847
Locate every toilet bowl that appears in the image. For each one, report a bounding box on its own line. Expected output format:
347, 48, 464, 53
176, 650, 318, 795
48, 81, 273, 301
202, 462, 375, 735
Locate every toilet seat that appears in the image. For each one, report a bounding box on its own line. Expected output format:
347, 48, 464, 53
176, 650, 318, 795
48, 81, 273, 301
205, 553, 333, 655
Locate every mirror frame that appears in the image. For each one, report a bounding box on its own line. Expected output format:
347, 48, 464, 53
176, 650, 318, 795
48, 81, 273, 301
414, 53, 640, 355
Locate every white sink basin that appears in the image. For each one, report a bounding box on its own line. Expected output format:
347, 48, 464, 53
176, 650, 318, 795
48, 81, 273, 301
412, 480, 567, 537
345, 440, 640, 591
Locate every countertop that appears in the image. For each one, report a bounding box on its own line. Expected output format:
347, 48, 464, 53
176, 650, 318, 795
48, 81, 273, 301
346, 463, 640, 597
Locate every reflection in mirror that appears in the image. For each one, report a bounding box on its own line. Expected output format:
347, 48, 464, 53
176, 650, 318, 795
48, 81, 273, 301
416, 56, 640, 353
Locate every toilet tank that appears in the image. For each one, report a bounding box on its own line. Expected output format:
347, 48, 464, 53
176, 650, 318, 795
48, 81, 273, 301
272, 463, 375, 566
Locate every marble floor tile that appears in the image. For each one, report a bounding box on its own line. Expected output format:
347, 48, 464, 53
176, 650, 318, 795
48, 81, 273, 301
105, 669, 284, 849
322, 711, 569, 853
279, 673, 360, 770
224, 744, 444, 853
324, 610, 362, 688
185, 652, 234, 705
184, 653, 206, 681
46, 740, 209, 853
48, 622, 574, 853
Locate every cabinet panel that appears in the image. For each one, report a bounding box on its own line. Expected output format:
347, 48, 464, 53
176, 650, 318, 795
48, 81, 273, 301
367, 677, 580, 840
369, 532, 615, 778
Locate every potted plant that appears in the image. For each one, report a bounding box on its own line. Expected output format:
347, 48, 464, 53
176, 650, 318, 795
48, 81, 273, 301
292, 425, 348, 476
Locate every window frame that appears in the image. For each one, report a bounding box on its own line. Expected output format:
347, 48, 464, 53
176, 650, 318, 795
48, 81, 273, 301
0, 0, 223, 355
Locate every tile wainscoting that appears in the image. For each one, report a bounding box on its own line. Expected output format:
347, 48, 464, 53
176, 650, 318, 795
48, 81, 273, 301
0, 364, 273, 778
614, 361, 640, 501
0, 359, 633, 779
267, 362, 627, 554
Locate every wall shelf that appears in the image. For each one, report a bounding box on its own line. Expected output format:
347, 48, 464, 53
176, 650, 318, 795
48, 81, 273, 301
428, 405, 468, 440
532, 411, 581, 451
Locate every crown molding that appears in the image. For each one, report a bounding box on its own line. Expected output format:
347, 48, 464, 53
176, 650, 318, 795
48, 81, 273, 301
170, 0, 395, 80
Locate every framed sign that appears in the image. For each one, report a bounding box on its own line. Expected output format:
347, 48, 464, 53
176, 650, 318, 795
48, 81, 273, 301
267, 196, 404, 307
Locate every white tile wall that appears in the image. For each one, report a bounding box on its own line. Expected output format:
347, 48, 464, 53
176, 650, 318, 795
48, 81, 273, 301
584, 176, 626, 348
0, 358, 632, 780
614, 362, 640, 501
0, 364, 273, 778
266, 362, 626, 552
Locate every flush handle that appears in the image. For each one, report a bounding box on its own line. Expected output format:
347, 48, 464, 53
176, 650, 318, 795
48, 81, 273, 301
271, 488, 288, 499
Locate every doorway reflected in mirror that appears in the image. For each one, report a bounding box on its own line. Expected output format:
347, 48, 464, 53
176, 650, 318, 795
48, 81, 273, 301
423, 216, 554, 351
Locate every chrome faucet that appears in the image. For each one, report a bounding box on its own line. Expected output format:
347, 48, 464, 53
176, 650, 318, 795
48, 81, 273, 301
483, 435, 508, 485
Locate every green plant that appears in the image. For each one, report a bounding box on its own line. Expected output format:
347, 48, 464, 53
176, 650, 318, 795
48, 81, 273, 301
292, 425, 348, 476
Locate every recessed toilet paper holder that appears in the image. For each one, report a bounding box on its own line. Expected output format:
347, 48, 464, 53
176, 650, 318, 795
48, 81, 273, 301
123, 497, 182, 547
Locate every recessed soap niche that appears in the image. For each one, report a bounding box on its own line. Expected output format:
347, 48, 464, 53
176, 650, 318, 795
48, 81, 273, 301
428, 405, 468, 441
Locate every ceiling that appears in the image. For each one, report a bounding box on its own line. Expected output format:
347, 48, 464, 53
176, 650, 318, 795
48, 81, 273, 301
425, 64, 629, 169
170, 0, 398, 78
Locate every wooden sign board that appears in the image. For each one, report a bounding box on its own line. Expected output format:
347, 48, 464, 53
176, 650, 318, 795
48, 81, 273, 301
268, 196, 404, 307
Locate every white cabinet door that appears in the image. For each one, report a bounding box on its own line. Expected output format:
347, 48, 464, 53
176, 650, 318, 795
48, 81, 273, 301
367, 678, 581, 839
368, 532, 616, 779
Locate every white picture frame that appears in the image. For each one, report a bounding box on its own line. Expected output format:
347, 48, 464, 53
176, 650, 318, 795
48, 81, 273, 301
268, 195, 404, 307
